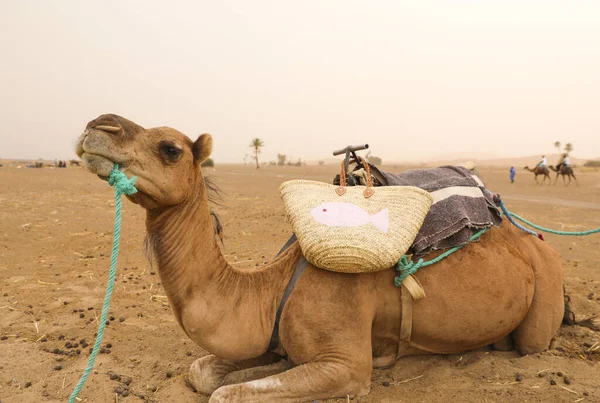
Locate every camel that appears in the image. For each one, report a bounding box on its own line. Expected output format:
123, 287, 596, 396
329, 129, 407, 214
523, 165, 551, 185
549, 165, 578, 187
77, 114, 565, 403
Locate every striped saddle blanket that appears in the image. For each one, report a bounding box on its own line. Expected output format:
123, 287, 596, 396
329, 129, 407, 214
347, 164, 502, 258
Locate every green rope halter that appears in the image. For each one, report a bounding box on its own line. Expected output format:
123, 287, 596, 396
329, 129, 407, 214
69, 165, 137, 403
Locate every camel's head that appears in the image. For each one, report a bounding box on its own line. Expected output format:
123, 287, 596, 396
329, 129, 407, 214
76, 114, 213, 209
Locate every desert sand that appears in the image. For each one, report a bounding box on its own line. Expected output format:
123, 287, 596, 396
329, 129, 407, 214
0, 163, 599, 403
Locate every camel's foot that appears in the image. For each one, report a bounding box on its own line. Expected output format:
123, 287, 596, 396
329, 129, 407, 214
208, 362, 371, 403
188, 353, 286, 395
189, 355, 234, 395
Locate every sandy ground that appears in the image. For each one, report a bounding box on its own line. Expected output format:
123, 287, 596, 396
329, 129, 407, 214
0, 164, 599, 403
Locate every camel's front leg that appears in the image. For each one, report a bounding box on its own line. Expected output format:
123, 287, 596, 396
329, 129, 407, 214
208, 360, 372, 403
188, 352, 287, 395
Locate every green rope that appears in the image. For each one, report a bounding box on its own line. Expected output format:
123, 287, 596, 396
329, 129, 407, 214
69, 165, 137, 403
394, 227, 490, 287
507, 211, 600, 236
394, 201, 600, 287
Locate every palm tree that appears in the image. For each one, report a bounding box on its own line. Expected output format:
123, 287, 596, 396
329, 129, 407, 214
564, 143, 573, 154
249, 138, 264, 169
554, 141, 561, 154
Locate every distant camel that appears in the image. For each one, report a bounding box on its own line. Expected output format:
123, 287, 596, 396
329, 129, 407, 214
35, 162, 44, 168
69, 159, 81, 166
523, 166, 550, 185
549, 165, 578, 187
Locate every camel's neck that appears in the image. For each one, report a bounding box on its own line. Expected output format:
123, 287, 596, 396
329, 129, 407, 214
144, 183, 298, 358
145, 189, 224, 309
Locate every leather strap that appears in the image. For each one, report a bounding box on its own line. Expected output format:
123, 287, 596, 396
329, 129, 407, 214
397, 274, 426, 358
267, 255, 309, 352
267, 234, 308, 352
399, 283, 413, 343
275, 234, 297, 258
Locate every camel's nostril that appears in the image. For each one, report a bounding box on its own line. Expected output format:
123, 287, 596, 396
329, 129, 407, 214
95, 125, 121, 134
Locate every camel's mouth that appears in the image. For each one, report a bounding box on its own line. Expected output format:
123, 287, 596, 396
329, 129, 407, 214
76, 129, 133, 178
79, 151, 135, 184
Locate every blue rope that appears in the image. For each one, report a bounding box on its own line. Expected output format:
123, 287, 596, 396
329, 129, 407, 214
395, 227, 490, 287
496, 201, 539, 237
69, 165, 137, 403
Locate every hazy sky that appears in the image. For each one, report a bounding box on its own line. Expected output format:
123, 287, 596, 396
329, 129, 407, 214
1, 1, 599, 163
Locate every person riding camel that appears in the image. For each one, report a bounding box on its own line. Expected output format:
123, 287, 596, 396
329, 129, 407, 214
535, 155, 547, 169
556, 153, 570, 173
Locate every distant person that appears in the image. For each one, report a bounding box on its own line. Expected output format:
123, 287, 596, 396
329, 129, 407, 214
556, 153, 570, 172
535, 155, 547, 169
509, 166, 516, 183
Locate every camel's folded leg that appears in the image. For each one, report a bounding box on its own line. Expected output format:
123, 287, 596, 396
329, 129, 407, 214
512, 243, 564, 355
208, 361, 372, 403
223, 358, 292, 387
188, 353, 286, 395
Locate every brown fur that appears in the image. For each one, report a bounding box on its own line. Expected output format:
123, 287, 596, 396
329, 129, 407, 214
77, 114, 565, 403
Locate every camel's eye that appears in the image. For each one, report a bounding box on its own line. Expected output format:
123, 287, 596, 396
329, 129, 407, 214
160, 141, 183, 161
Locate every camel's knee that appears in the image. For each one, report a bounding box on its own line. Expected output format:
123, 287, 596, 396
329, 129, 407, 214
188, 355, 231, 395
317, 361, 372, 397
209, 385, 236, 403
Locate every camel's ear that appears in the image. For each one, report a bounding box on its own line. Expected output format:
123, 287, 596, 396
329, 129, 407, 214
193, 134, 213, 164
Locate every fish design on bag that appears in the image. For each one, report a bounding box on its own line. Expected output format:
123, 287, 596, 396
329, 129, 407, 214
310, 202, 389, 233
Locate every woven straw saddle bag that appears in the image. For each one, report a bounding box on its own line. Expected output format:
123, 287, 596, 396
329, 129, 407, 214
280, 158, 433, 273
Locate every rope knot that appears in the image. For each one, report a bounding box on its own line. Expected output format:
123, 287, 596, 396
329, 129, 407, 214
394, 255, 424, 286
108, 165, 138, 196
